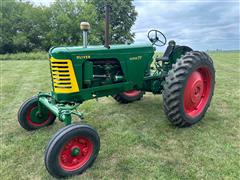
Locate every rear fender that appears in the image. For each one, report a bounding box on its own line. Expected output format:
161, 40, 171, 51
169, 46, 193, 64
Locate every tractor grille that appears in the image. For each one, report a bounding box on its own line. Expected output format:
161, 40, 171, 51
50, 57, 79, 93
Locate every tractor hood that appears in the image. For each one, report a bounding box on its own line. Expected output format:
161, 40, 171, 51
49, 43, 155, 60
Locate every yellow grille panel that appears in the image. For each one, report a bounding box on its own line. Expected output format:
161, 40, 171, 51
50, 57, 79, 93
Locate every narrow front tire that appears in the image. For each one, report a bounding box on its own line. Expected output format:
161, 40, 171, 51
44, 124, 100, 178
17, 96, 56, 131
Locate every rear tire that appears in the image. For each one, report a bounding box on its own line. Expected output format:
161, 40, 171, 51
113, 90, 144, 104
163, 51, 215, 127
44, 124, 100, 178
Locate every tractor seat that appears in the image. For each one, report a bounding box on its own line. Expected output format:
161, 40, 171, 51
155, 56, 169, 62
156, 40, 176, 62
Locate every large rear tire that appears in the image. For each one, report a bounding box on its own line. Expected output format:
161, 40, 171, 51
113, 90, 144, 104
163, 51, 215, 127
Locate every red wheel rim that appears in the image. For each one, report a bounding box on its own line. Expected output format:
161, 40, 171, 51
123, 90, 141, 97
26, 105, 52, 127
184, 67, 212, 118
59, 136, 93, 171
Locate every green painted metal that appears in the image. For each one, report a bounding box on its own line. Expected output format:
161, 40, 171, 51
83, 61, 93, 86
36, 42, 192, 126
39, 97, 59, 116
38, 96, 82, 125
71, 148, 80, 156
169, 46, 193, 64
49, 43, 155, 102
30, 107, 49, 123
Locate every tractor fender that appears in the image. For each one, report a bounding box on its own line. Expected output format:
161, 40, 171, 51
169, 46, 193, 64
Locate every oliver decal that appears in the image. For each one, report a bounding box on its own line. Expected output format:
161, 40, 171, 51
76, 55, 91, 59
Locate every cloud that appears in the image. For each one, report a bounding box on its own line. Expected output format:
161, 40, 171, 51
132, 0, 240, 50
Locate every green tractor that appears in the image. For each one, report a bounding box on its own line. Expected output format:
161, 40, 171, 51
18, 6, 215, 178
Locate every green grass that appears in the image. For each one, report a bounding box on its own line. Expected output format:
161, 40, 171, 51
0, 51, 48, 61
1, 52, 240, 179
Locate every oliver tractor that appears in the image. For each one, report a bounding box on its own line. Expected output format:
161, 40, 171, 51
17, 6, 215, 178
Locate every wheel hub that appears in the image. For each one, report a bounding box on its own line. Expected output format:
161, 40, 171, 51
29, 106, 49, 124
190, 79, 203, 104
71, 147, 80, 156
59, 137, 93, 171
184, 68, 212, 118
36, 111, 43, 118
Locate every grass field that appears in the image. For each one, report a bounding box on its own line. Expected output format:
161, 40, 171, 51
0, 51, 48, 61
1, 52, 240, 179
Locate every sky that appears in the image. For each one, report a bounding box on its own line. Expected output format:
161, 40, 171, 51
30, 0, 240, 51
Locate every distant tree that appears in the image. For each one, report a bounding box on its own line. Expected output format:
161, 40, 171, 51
48, 0, 101, 46
0, 0, 137, 54
0, 0, 51, 53
89, 0, 137, 44
0, 0, 22, 53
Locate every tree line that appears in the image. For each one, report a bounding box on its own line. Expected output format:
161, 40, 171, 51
0, 0, 137, 54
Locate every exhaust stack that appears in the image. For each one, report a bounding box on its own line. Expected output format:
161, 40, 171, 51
104, 4, 110, 48
80, 22, 90, 48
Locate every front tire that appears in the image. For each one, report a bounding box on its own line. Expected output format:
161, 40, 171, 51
18, 96, 56, 131
44, 124, 100, 178
113, 90, 144, 104
163, 51, 215, 127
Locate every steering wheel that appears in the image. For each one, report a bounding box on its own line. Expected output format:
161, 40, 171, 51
147, 29, 167, 47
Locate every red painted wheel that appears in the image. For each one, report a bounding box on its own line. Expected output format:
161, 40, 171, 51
18, 96, 56, 131
45, 124, 100, 178
184, 67, 212, 118
59, 136, 93, 171
163, 51, 215, 127
113, 90, 144, 103
123, 90, 142, 97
